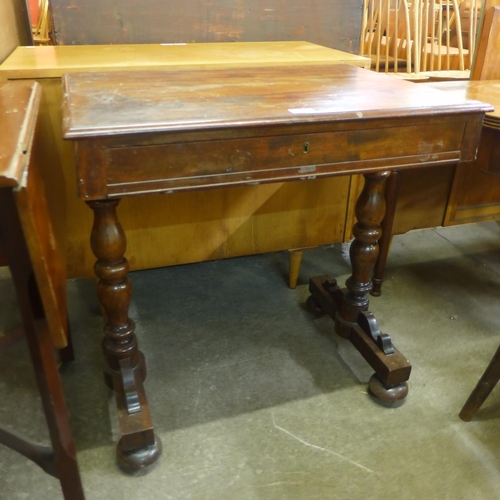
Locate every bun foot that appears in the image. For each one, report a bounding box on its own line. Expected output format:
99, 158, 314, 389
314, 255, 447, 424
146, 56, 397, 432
306, 295, 324, 315
117, 434, 162, 475
368, 374, 408, 402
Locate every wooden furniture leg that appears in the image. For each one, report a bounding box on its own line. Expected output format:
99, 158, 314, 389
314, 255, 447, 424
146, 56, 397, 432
59, 321, 75, 363
87, 199, 162, 473
459, 344, 500, 422
307, 172, 412, 401
371, 170, 401, 297
288, 250, 304, 289
0, 191, 84, 500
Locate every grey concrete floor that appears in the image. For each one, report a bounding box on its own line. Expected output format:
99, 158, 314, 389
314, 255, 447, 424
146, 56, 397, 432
2, 222, 500, 499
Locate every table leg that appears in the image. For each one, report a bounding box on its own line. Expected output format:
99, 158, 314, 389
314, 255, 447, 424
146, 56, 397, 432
87, 199, 161, 473
307, 172, 411, 402
0, 190, 84, 499
371, 170, 401, 297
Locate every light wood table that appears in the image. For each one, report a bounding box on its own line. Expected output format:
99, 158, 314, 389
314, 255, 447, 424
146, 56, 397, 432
2, 41, 370, 77
62, 64, 489, 472
0, 42, 370, 279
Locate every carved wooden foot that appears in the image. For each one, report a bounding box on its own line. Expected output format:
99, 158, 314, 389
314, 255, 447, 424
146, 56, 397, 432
368, 374, 409, 402
117, 434, 163, 474
87, 199, 161, 472
307, 172, 411, 401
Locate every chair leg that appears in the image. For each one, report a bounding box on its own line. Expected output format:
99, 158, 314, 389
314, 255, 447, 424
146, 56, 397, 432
371, 170, 401, 297
288, 250, 304, 289
459, 344, 500, 422
59, 320, 75, 363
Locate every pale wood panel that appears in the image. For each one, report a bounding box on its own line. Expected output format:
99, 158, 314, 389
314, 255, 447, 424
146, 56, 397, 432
0, 0, 32, 65
2, 42, 370, 79
50, 0, 362, 53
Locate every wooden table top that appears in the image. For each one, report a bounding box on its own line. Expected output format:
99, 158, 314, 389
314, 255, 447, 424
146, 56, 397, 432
62, 64, 492, 140
0, 41, 370, 79
424, 80, 500, 129
0, 81, 41, 188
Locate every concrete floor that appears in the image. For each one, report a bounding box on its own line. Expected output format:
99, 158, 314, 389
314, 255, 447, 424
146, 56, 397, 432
2, 222, 500, 499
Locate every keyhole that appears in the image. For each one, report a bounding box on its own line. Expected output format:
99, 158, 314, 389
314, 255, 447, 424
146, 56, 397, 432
303, 142, 309, 153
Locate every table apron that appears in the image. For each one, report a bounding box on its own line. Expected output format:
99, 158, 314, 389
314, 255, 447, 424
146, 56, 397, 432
75, 120, 468, 199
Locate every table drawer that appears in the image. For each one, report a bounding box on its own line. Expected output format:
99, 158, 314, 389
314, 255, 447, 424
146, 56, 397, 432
103, 122, 463, 195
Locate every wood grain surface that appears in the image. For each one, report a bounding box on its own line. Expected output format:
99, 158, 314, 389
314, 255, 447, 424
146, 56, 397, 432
0, 81, 68, 349
1, 41, 370, 79
62, 65, 490, 139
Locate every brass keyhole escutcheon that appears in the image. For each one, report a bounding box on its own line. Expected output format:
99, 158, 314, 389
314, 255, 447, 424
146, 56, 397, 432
303, 142, 310, 153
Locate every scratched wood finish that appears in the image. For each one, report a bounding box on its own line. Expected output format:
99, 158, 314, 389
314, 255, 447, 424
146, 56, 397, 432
0, 80, 84, 498
50, 0, 362, 53
62, 64, 490, 202
63, 64, 490, 460
0, 80, 67, 349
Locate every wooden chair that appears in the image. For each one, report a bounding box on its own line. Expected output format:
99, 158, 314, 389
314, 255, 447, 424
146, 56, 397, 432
458, 5, 500, 421
470, 3, 500, 79
361, 0, 481, 78
0, 80, 84, 499
32, 0, 52, 45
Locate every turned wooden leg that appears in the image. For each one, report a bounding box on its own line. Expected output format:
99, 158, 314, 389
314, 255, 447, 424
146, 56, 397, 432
337, 171, 389, 334
459, 344, 500, 422
87, 199, 161, 473
303, 171, 408, 402
371, 170, 401, 297
288, 250, 303, 289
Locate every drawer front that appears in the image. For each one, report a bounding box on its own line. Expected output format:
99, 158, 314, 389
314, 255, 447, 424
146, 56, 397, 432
103, 122, 464, 196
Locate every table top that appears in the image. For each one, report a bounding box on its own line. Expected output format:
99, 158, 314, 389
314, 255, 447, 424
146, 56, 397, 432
62, 64, 492, 140
424, 80, 500, 129
0, 41, 370, 79
0, 81, 41, 188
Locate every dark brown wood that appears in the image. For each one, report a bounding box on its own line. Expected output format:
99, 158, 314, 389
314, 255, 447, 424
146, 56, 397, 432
308, 276, 411, 388
0, 80, 84, 499
86, 199, 161, 472
341, 171, 389, 327
62, 64, 489, 444
0, 191, 84, 499
0, 427, 56, 477
50, 0, 361, 53
459, 344, 500, 421
371, 170, 401, 297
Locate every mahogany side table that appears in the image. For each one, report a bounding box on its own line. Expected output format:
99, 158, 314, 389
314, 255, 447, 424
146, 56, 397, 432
62, 64, 491, 472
